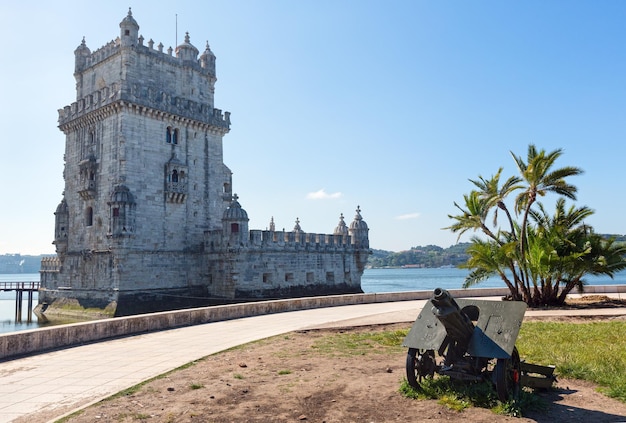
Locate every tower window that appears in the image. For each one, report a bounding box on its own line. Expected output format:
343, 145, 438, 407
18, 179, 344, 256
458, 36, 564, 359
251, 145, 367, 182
86, 207, 93, 226
231, 223, 239, 233
125, 30, 130, 36
166, 127, 179, 144
171, 169, 179, 182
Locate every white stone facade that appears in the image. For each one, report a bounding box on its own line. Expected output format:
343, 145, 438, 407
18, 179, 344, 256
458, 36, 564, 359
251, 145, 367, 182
40, 10, 369, 316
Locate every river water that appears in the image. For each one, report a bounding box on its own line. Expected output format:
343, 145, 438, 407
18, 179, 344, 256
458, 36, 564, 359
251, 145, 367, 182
2, 268, 625, 334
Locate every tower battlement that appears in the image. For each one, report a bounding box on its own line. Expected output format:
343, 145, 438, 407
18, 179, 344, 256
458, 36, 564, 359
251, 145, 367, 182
58, 82, 230, 131
206, 229, 357, 252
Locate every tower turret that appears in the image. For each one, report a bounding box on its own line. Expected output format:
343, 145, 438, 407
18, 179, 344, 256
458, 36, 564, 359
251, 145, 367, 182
348, 206, 369, 248
333, 213, 348, 236
53, 197, 69, 257
119, 8, 139, 47
200, 41, 216, 75
74, 37, 91, 73
176, 32, 199, 62
222, 194, 249, 246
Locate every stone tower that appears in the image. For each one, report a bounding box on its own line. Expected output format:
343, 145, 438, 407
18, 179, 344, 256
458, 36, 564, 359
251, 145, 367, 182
41, 9, 232, 315
40, 10, 370, 317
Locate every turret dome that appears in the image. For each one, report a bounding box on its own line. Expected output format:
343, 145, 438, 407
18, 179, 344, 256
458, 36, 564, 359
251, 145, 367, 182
200, 41, 216, 74
349, 206, 368, 231
55, 198, 69, 215
119, 8, 139, 31
223, 194, 249, 221
334, 213, 348, 235
119, 8, 139, 47
176, 32, 199, 61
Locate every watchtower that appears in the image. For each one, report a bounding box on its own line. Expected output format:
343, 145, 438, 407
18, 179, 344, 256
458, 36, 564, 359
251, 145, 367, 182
41, 9, 232, 314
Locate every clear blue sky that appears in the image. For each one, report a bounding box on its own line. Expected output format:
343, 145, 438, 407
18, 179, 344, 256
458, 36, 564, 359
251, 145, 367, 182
1, 1, 625, 255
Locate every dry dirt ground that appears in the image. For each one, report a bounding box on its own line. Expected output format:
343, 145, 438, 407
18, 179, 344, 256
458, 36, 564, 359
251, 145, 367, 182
58, 299, 626, 423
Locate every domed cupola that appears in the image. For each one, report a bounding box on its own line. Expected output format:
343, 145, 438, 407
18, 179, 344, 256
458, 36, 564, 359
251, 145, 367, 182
200, 41, 216, 75
348, 206, 369, 248
74, 37, 91, 73
119, 8, 139, 47
53, 198, 70, 256
333, 213, 348, 236
176, 32, 199, 62
223, 194, 249, 245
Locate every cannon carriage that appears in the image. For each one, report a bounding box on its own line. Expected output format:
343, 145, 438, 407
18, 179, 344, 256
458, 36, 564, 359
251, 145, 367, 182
403, 288, 554, 401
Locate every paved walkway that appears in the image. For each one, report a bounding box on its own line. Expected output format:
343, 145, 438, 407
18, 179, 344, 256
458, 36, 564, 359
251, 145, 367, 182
1, 298, 625, 423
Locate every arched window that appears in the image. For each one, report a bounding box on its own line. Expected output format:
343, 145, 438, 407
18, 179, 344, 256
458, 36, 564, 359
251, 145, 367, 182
86, 207, 93, 226
166, 127, 172, 143
172, 128, 179, 145
171, 169, 178, 182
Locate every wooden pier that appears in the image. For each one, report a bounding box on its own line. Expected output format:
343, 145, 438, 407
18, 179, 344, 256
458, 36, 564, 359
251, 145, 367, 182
1, 281, 40, 323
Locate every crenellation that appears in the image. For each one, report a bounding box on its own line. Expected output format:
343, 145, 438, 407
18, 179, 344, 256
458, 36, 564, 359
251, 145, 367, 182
59, 82, 229, 132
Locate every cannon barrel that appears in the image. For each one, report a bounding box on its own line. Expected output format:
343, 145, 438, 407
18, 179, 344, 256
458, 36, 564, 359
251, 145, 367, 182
430, 288, 475, 351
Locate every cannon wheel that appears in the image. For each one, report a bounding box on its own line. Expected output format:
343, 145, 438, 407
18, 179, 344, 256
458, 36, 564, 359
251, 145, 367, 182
406, 348, 436, 390
495, 346, 521, 402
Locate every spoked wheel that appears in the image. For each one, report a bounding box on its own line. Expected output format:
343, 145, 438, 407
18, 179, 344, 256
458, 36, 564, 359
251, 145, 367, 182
406, 348, 436, 390
495, 346, 521, 402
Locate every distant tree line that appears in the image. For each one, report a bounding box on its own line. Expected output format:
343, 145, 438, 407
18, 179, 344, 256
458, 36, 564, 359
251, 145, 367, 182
368, 234, 625, 270
368, 243, 471, 268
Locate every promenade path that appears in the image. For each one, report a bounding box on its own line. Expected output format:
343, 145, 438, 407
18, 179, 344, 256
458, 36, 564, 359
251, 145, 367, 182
2, 296, 625, 423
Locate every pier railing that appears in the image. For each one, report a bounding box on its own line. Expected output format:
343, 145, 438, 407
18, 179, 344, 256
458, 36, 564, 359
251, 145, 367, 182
0, 281, 40, 292
1, 281, 40, 322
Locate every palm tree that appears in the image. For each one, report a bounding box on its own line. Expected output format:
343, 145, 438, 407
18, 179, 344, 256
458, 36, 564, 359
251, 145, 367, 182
447, 191, 498, 241
468, 168, 521, 238
447, 144, 623, 306
511, 145, 583, 297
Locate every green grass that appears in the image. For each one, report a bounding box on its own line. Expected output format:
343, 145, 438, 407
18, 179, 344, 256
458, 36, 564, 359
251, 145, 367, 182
310, 329, 407, 356
277, 369, 292, 375
399, 377, 544, 417
516, 321, 626, 402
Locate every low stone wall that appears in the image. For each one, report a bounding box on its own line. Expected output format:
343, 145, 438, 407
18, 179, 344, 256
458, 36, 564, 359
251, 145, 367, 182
1, 285, 623, 361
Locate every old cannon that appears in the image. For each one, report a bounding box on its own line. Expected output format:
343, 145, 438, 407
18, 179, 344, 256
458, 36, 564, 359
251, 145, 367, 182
403, 288, 531, 401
